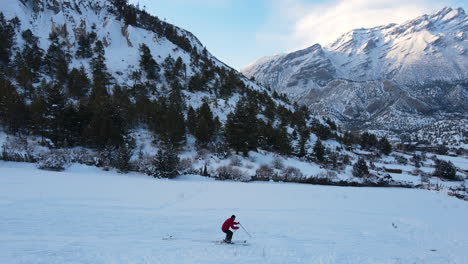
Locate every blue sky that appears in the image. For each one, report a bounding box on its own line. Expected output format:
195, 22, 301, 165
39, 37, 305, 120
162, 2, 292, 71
130, 0, 468, 70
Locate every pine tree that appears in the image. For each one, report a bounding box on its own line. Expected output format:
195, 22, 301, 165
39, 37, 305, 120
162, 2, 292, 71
0, 13, 16, 67
313, 139, 325, 162
163, 55, 175, 83
352, 158, 369, 178
186, 106, 197, 135
139, 43, 159, 81
225, 99, 259, 155
67, 66, 90, 98
76, 32, 96, 59
13, 52, 35, 97
44, 32, 70, 84
273, 125, 291, 155
91, 40, 111, 97
378, 137, 392, 155
61, 103, 82, 147
159, 84, 185, 147
115, 143, 133, 173
0, 77, 28, 133
43, 83, 66, 146
20, 29, 43, 80
84, 94, 125, 149
151, 144, 180, 178
29, 93, 47, 140
194, 102, 215, 146
297, 128, 310, 157
360, 132, 378, 150
433, 159, 457, 180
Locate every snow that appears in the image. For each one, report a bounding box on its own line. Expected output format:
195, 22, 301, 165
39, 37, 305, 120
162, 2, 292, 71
1, 161, 467, 264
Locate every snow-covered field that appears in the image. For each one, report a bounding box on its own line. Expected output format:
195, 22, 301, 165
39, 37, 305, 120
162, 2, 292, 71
1, 161, 467, 264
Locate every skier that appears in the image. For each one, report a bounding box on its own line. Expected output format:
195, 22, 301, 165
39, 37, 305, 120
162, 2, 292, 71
221, 215, 239, 243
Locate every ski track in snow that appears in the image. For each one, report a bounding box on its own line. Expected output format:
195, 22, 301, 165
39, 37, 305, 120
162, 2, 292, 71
0, 161, 467, 264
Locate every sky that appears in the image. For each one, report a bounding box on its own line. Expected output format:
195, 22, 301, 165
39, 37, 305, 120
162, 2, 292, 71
129, 0, 468, 70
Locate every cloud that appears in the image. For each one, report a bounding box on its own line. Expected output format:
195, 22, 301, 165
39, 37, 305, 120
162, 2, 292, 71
258, 0, 454, 52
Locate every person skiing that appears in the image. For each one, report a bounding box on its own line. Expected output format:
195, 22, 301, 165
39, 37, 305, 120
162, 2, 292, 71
221, 215, 239, 243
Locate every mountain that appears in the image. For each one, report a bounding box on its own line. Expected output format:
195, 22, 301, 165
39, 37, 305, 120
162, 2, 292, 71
0, 0, 335, 163
242, 7, 468, 145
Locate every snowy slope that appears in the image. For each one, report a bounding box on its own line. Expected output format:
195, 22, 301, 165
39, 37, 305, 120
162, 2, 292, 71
0, 0, 279, 120
242, 7, 468, 138
1, 161, 468, 264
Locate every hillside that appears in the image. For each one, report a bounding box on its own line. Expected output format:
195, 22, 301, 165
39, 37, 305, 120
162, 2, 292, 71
0, 0, 335, 167
242, 7, 468, 145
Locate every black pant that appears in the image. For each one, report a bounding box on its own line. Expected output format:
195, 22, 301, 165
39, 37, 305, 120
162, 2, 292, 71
223, 230, 233, 242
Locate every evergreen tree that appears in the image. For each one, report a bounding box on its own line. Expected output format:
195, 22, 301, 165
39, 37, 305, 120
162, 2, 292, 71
225, 99, 259, 155
159, 84, 185, 147
311, 119, 333, 140
112, 84, 132, 125
433, 159, 457, 180
411, 154, 422, 168
360, 132, 378, 150
67, 66, 90, 98
43, 83, 66, 146
91, 40, 111, 97
44, 32, 69, 84
29, 92, 47, 140
0, 77, 27, 133
272, 125, 291, 155
378, 137, 392, 155
188, 73, 205, 92
139, 43, 159, 81
162, 55, 175, 83
115, 143, 133, 173
342, 131, 358, 146
76, 32, 96, 59
13, 52, 35, 96
20, 29, 43, 79
84, 94, 125, 149
297, 128, 310, 157
0, 13, 16, 67
352, 158, 369, 178
151, 144, 180, 178
194, 102, 215, 146
186, 106, 197, 135
313, 139, 325, 162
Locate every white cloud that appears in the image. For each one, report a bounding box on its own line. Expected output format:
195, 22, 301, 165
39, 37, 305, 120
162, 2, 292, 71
259, 0, 454, 52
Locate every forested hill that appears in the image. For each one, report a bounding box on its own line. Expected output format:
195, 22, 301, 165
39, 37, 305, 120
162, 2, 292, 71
0, 0, 340, 166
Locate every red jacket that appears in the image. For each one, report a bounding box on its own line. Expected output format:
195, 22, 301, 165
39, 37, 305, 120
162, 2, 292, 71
221, 218, 239, 232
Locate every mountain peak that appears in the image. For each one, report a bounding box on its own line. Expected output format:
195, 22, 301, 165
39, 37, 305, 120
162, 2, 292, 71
431, 6, 466, 21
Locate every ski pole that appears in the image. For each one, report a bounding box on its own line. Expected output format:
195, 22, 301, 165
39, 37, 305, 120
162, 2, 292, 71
239, 223, 252, 238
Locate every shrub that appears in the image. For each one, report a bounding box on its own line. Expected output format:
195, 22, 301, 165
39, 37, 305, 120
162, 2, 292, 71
433, 159, 457, 180
216, 165, 244, 180
352, 158, 369, 178
316, 170, 338, 180
272, 156, 285, 170
37, 150, 68, 171
229, 155, 242, 166
68, 149, 96, 165
411, 154, 422, 168
395, 155, 408, 165
280, 166, 303, 181
255, 164, 274, 180
179, 158, 195, 175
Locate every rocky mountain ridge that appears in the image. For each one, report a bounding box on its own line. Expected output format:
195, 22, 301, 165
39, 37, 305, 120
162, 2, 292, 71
242, 7, 467, 145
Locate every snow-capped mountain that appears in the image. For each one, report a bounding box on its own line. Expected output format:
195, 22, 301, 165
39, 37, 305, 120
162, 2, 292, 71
243, 7, 468, 142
